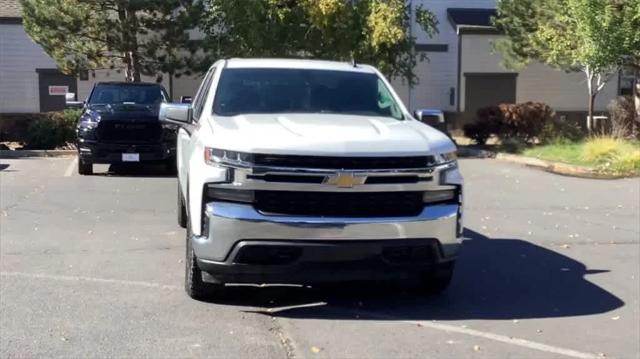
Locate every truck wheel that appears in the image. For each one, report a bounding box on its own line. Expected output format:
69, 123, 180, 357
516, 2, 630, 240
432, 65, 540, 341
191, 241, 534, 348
185, 221, 224, 301
420, 261, 455, 294
177, 182, 187, 228
78, 159, 93, 175
165, 158, 177, 175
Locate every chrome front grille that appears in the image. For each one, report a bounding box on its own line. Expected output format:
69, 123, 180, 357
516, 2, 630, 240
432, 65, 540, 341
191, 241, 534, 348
251, 154, 436, 170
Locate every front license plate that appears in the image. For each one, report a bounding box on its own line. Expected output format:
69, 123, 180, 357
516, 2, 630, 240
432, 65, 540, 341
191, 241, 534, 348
122, 153, 140, 162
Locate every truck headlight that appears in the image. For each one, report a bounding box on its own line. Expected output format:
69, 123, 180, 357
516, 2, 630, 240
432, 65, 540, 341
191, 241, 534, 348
204, 147, 253, 167
434, 151, 457, 165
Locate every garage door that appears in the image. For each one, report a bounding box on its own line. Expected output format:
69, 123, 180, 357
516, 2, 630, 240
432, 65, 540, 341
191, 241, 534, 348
37, 69, 78, 112
464, 73, 517, 121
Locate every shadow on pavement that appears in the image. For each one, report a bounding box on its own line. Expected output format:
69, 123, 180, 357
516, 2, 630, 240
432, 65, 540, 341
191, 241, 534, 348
209, 228, 624, 320
0, 163, 10, 171
93, 163, 175, 178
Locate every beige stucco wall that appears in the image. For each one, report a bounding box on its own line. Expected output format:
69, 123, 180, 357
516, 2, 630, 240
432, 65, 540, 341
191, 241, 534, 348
460, 34, 619, 112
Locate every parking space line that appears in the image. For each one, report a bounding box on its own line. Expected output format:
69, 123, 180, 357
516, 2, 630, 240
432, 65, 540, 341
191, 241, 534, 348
0, 271, 603, 358
354, 311, 601, 359
64, 157, 78, 177
0, 271, 180, 291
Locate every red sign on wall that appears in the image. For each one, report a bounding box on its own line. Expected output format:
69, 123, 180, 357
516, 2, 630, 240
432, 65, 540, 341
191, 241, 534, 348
48, 86, 68, 96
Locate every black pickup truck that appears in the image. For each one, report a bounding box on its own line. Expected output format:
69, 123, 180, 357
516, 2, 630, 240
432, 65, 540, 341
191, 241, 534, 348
76, 82, 177, 175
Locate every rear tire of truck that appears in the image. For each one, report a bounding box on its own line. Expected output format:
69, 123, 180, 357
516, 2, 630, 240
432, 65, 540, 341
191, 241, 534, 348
78, 159, 93, 175
177, 182, 187, 228
185, 221, 224, 301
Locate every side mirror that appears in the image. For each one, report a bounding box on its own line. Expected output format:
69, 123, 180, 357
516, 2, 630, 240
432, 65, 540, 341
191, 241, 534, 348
413, 110, 421, 121
180, 96, 192, 104
160, 103, 192, 123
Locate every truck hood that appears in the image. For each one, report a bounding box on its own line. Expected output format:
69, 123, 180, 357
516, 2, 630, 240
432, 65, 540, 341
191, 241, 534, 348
206, 114, 455, 156
84, 103, 159, 122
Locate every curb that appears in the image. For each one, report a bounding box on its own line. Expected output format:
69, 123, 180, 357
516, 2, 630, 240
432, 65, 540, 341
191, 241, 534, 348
0, 150, 76, 159
495, 153, 631, 179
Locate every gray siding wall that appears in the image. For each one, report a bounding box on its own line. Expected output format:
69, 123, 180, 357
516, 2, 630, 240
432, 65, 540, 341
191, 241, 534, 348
459, 34, 618, 112
391, 0, 496, 112
0, 23, 57, 113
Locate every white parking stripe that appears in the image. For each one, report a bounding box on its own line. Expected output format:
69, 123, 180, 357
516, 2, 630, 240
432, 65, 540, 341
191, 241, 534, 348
64, 156, 78, 177
0, 271, 180, 290
0, 270, 603, 358
355, 311, 601, 359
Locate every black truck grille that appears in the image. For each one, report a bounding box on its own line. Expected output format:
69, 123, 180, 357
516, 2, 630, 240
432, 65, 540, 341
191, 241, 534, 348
254, 191, 424, 217
252, 154, 435, 169
97, 121, 161, 143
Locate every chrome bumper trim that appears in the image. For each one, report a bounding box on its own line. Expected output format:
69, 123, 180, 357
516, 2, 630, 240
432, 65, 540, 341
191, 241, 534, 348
192, 202, 461, 261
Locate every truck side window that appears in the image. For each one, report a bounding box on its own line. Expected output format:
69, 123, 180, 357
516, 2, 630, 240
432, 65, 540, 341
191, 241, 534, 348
192, 67, 216, 122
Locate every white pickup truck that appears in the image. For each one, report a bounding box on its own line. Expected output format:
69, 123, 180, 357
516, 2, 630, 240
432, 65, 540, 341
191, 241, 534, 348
160, 58, 463, 300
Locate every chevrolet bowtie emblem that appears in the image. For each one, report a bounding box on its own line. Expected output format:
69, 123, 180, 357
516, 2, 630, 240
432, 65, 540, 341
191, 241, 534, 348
324, 172, 367, 188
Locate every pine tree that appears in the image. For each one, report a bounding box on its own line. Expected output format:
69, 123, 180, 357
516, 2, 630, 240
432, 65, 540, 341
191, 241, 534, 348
22, 0, 202, 89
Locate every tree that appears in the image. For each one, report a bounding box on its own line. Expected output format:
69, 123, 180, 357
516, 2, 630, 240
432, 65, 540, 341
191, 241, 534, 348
494, 0, 640, 130
197, 0, 439, 85
22, 0, 201, 91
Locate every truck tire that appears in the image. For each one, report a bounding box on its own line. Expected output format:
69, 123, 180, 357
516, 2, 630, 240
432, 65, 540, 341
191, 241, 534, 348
177, 182, 187, 228
165, 158, 177, 175
184, 220, 224, 301
420, 261, 455, 294
78, 159, 93, 175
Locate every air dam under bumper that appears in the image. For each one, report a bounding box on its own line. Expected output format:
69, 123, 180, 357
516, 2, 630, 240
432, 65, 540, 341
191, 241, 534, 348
193, 202, 462, 283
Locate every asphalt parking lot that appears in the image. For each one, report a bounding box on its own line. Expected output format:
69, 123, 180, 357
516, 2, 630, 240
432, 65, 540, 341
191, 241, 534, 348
1, 157, 638, 358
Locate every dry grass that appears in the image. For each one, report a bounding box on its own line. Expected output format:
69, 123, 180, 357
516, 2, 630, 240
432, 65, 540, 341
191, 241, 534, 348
523, 136, 640, 176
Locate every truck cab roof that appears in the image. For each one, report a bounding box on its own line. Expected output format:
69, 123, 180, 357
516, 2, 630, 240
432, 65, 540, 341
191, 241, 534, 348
223, 58, 377, 74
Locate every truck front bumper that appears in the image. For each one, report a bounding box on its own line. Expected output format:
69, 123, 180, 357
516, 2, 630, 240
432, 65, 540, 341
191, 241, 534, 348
193, 202, 462, 283
77, 140, 175, 164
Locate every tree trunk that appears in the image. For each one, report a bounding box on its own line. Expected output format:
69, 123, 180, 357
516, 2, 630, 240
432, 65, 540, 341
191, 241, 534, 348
634, 67, 639, 120
585, 67, 594, 133
169, 72, 174, 100
634, 67, 639, 138
588, 92, 596, 133
117, 2, 141, 82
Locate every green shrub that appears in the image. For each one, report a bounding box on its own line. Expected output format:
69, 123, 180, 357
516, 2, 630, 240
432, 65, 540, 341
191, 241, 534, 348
499, 102, 555, 143
464, 102, 555, 145
24, 109, 81, 149
463, 122, 492, 145
463, 106, 502, 145
607, 96, 638, 139
498, 136, 527, 153
539, 117, 585, 144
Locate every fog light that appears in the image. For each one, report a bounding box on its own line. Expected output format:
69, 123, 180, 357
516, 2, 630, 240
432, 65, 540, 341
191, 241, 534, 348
207, 187, 254, 203
423, 190, 456, 203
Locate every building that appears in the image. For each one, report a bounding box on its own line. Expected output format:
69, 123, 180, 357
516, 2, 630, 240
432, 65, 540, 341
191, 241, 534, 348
391, 0, 631, 128
0, 0, 199, 113
1, 0, 632, 127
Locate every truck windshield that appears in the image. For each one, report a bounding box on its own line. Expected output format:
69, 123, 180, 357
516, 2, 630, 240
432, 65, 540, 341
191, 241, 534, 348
212, 68, 404, 120
88, 85, 167, 105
